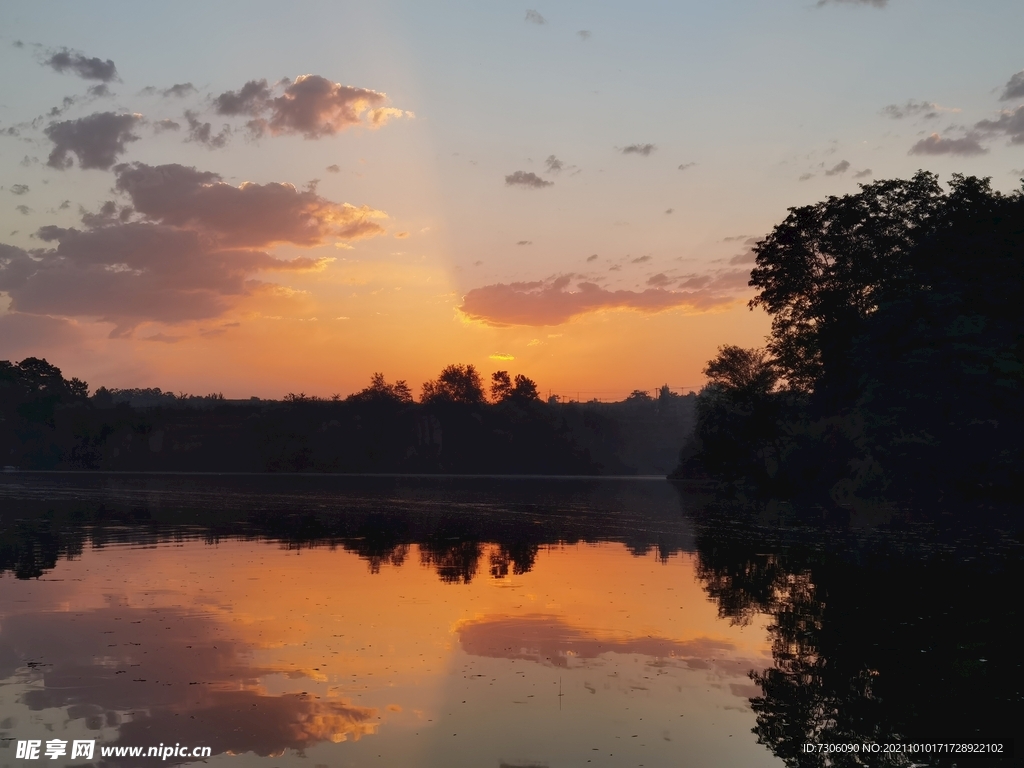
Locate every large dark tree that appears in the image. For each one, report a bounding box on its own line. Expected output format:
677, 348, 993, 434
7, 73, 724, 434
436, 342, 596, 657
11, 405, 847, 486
681, 172, 1024, 499
749, 171, 946, 403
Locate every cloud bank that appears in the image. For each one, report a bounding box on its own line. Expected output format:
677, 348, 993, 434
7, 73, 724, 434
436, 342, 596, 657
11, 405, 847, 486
0, 162, 388, 335
114, 162, 387, 246
459, 273, 741, 326
908, 132, 987, 156
1, 225, 324, 336
976, 106, 1024, 145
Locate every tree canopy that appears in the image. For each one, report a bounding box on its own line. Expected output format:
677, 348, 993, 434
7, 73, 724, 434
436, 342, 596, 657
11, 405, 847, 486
420, 364, 486, 405
490, 371, 540, 403
679, 172, 1024, 501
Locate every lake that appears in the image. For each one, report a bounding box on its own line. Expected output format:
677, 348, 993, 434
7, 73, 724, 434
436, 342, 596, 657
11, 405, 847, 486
0, 475, 1018, 767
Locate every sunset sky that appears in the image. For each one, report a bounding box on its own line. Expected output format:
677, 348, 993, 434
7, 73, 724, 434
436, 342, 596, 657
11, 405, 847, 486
2, 0, 1022, 398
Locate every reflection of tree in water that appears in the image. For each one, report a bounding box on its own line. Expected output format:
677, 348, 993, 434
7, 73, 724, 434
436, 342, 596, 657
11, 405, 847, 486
0, 476, 693, 584
489, 541, 539, 578
419, 539, 483, 584
690, 499, 1021, 767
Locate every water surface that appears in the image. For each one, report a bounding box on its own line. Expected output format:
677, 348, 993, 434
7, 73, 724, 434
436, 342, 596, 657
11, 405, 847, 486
0, 475, 1018, 767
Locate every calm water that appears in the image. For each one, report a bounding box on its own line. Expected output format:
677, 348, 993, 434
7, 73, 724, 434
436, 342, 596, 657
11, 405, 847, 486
0, 475, 1019, 768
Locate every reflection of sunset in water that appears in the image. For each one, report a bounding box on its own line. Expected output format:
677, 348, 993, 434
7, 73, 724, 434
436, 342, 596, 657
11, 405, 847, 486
0, 539, 781, 767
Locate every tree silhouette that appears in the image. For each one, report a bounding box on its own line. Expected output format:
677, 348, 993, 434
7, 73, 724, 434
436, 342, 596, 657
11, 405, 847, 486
490, 370, 540, 403
420, 364, 486, 404
750, 171, 946, 401
348, 372, 413, 404
703, 346, 778, 396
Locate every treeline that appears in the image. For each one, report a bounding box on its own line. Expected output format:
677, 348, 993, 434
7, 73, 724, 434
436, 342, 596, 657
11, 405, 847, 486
1, 359, 693, 474
674, 172, 1024, 503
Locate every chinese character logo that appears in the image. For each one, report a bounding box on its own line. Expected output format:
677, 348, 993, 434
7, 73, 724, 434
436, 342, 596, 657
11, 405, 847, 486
70, 741, 95, 760
16, 740, 41, 760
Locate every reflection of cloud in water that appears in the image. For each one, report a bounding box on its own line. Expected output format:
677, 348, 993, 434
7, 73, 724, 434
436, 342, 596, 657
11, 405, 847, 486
114, 690, 376, 761
456, 613, 758, 680
0, 606, 376, 761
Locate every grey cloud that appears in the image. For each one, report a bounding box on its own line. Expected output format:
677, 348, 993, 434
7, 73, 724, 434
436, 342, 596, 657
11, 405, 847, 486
824, 160, 850, 176
631, 255, 651, 264
20, 156, 38, 167
43, 48, 118, 82
799, 172, 815, 181
266, 75, 396, 137
908, 132, 987, 156
153, 118, 181, 133
113, 162, 388, 247
620, 143, 655, 156
665, 208, 673, 214
79, 199, 131, 229
678, 162, 696, 171
326, 164, 341, 173
525, 10, 546, 24
47, 96, 77, 117
881, 99, 941, 120
505, 171, 553, 188
975, 106, 1024, 145
544, 155, 564, 173
1000, 71, 1024, 101
516, 240, 532, 245
185, 110, 231, 148
87, 83, 112, 98
163, 83, 197, 98
11, 184, 29, 195
44, 112, 142, 170
213, 75, 401, 139
214, 79, 273, 116
854, 168, 872, 178
577, 30, 591, 40
15, 205, 31, 215
647, 273, 671, 287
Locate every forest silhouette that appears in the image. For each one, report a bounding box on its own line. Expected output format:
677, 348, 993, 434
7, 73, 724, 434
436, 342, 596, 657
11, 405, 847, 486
674, 172, 1024, 504
0, 358, 692, 475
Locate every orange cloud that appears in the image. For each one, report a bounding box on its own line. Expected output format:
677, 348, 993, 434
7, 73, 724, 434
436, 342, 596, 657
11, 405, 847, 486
459, 274, 738, 326
456, 613, 755, 676
4, 223, 327, 336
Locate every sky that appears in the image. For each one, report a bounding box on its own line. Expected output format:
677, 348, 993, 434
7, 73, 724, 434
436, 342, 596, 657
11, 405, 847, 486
1, 0, 1022, 399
